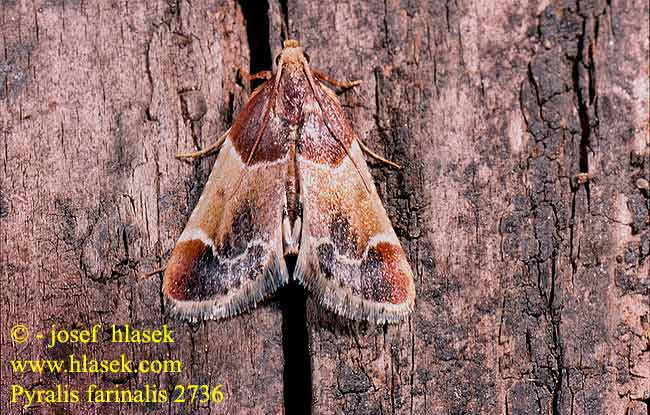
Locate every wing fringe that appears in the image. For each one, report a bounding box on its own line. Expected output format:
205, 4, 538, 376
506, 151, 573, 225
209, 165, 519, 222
294, 257, 414, 324
163, 254, 289, 322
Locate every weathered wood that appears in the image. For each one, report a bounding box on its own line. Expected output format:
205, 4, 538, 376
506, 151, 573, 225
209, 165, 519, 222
1, 1, 648, 415
1, 2, 285, 414
294, 1, 650, 414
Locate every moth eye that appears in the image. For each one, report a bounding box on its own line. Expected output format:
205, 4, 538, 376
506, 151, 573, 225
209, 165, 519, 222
303, 52, 311, 63
275, 54, 281, 65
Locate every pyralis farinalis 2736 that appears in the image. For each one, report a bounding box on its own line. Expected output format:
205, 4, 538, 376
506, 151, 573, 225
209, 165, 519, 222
163, 40, 415, 323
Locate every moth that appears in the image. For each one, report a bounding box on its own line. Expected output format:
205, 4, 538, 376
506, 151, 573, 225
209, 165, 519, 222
163, 40, 415, 323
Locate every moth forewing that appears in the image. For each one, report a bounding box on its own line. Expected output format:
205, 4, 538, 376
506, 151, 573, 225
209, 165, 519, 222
162, 83, 290, 321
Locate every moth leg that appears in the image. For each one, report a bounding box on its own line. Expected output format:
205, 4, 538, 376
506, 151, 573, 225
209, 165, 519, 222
313, 69, 361, 89
176, 130, 228, 160
140, 266, 166, 279
248, 70, 273, 81
358, 140, 402, 170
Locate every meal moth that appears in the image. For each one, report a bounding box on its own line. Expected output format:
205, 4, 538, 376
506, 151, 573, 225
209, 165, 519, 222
163, 40, 415, 323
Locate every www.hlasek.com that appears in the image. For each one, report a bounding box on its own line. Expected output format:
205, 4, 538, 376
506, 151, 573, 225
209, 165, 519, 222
9, 323, 224, 408
10, 353, 182, 375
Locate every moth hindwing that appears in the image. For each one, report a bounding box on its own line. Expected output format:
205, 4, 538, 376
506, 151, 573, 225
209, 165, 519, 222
163, 39, 415, 323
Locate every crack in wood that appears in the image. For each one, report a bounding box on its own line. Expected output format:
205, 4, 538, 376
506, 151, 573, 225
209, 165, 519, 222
238, 2, 313, 412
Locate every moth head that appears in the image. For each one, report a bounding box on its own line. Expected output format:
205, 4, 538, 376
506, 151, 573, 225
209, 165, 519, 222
283, 39, 300, 48
278, 39, 308, 66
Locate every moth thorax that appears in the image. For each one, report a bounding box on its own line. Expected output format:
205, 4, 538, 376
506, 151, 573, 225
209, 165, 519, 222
279, 41, 305, 65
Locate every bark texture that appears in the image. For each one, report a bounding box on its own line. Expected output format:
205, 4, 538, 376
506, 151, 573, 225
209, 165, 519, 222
1, 1, 648, 414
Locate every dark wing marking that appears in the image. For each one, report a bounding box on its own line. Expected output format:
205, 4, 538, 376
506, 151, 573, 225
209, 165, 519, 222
295, 84, 415, 323
163, 79, 291, 321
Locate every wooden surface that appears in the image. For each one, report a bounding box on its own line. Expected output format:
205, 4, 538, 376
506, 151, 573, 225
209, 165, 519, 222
1, 1, 648, 414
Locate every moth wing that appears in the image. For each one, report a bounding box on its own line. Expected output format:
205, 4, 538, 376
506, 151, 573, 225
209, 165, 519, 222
295, 86, 415, 323
163, 81, 290, 321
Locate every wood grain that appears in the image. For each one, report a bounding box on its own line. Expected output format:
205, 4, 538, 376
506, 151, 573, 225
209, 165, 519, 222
1, 0, 648, 414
